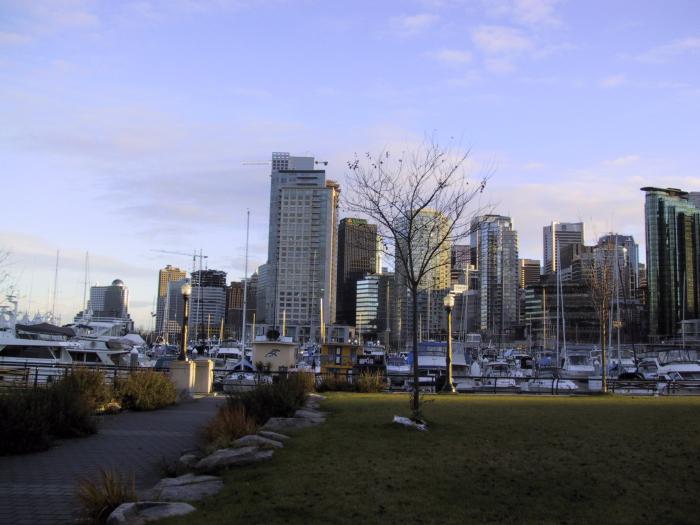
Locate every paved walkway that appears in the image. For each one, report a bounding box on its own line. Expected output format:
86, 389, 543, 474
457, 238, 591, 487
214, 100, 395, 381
0, 396, 222, 525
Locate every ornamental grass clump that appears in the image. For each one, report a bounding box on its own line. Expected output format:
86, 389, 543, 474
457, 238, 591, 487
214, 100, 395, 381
77, 468, 136, 524
355, 370, 386, 393
117, 370, 176, 411
203, 402, 258, 451
316, 374, 355, 392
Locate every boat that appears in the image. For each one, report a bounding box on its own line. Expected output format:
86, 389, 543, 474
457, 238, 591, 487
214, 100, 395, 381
386, 354, 411, 388
520, 377, 578, 393
559, 350, 595, 379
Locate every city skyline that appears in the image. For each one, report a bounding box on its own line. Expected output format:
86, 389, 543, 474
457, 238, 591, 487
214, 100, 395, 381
2, 1, 699, 327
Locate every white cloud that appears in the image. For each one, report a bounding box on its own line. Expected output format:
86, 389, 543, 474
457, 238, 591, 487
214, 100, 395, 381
429, 48, 473, 64
390, 13, 440, 35
0, 31, 32, 45
599, 74, 626, 89
472, 25, 534, 55
511, 0, 561, 27
484, 56, 515, 74
482, 0, 562, 28
636, 37, 700, 63
604, 155, 640, 166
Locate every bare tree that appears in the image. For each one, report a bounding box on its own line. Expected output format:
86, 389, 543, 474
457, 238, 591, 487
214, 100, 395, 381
584, 238, 616, 393
344, 140, 488, 417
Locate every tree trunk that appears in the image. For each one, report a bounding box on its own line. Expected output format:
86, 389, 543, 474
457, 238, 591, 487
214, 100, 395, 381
411, 286, 420, 416
601, 321, 608, 393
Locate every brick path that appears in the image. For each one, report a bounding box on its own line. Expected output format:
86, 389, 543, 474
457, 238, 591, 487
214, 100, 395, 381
0, 396, 222, 525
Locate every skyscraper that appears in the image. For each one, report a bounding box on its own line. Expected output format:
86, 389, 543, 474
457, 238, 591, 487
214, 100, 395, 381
642, 187, 700, 338
597, 233, 640, 298
543, 221, 584, 274
336, 218, 378, 325
88, 279, 129, 319
395, 209, 451, 344
156, 265, 187, 335
519, 259, 541, 288
190, 269, 227, 340
472, 215, 519, 338
262, 152, 340, 341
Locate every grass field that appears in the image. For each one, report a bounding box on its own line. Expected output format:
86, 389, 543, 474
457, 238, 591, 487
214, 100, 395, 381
164, 394, 700, 524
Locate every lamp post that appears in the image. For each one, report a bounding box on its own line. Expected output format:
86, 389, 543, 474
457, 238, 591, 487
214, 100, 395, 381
179, 282, 192, 361
443, 293, 455, 393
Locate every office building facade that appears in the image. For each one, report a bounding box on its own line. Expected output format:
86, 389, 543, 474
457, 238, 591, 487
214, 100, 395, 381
336, 218, 378, 325
261, 152, 340, 341
155, 265, 187, 335
642, 187, 700, 338
543, 222, 584, 274
471, 215, 519, 338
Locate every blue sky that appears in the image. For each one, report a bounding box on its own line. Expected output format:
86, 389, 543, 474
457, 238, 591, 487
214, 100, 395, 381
1, 0, 699, 328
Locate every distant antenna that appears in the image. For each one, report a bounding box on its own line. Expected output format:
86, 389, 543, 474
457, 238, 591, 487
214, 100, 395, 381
51, 250, 59, 320
82, 251, 90, 312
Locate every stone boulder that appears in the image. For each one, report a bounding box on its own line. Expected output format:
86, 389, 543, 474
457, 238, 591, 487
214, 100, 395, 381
294, 409, 327, 420
147, 473, 223, 502
177, 453, 200, 472
261, 417, 323, 433
258, 430, 290, 442
107, 502, 195, 525
195, 446, 274, 473
233, 434, 284, 449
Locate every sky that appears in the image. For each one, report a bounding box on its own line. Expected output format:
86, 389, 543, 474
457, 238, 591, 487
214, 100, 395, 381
1, 0, 699, 329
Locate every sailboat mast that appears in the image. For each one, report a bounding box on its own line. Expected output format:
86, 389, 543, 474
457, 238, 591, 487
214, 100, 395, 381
51, 250, 60, 321
82, 251, 89, 313
241, 209, 250, 347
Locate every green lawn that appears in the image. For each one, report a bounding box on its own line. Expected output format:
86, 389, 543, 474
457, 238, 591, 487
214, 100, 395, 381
165, 394, 700, 524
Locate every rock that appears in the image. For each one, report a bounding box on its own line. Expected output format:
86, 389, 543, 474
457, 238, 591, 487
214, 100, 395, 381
308, 393, 326, 400
258, 430, 290, 442
294, 409, 327, 420
195, 446, 274, 473
234, 434, 284, 449
147, 473, 223, 502
178, 453, 200, 471
107, 502, 195, 525
261, 417, 323, 433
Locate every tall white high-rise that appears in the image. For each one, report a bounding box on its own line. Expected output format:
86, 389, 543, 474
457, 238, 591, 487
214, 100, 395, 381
261, 152, 340, 341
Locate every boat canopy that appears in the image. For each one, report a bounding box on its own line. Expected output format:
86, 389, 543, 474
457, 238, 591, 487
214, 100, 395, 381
16, 323, 76, 338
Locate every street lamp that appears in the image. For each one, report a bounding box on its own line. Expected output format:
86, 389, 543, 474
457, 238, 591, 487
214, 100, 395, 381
179, 282, 192, 361
443, 293, 455, 393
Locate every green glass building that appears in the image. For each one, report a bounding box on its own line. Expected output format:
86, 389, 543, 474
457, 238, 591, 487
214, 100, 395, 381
642, 187, 700, 338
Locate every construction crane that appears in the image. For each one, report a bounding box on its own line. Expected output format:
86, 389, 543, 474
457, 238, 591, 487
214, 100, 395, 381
242, 161, 271, 166
150, 249, 208, 276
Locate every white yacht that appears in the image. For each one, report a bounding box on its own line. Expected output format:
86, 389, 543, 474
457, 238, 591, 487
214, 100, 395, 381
559, 350, 596, 379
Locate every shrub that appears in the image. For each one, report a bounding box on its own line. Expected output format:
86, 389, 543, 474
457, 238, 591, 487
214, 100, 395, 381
0, 389, 52, 454
316, 374, 355, 392
0, 376, 98, 455
61, 368, 112, 411
47, 379, 97, 438
227, 372, 314, 425
355, 370, 386, 393
77, 468, 136, 524
117, 370, 176, 411
203, 402, 258, 451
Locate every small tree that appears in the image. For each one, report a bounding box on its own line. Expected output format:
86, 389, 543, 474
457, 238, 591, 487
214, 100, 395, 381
584, 238, 616, 393
345, 140, 487, 417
